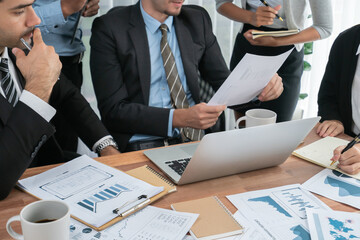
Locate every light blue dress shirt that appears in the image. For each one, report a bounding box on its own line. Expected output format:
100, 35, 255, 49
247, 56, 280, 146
130, 2, 196, 143
33, 0, 86, 56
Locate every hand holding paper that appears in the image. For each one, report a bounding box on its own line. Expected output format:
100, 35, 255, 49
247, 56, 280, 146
208, 48, 293, 106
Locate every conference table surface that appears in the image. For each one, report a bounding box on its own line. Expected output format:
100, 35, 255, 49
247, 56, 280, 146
1, 127, 357, 239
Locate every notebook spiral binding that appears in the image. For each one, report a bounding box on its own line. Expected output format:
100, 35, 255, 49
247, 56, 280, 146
214, 196, 243, 228
146, 165, 175, 186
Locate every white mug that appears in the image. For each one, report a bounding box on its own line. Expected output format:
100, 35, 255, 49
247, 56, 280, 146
235, 109, 277, 129
6, 200, 70, 240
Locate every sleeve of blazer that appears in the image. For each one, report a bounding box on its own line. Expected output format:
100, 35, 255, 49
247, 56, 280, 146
90, 16, 170, 137
49, 75, 110, 149
0, 102, 55, 200
317, 33, 343, 123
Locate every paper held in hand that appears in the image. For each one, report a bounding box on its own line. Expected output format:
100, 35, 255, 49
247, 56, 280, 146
207, 48, 293, 106
252, 29, 299, 39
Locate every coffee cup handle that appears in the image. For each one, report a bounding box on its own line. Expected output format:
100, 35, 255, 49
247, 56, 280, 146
6, 215, 24, 240
235, 116, 246, 129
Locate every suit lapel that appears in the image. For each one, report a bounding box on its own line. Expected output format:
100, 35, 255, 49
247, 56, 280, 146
128, 3, 151, 105
174, 16, 200, 103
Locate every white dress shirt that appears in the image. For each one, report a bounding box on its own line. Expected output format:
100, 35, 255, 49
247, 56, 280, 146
0, 47, 56, 122
351, 44, 360, 135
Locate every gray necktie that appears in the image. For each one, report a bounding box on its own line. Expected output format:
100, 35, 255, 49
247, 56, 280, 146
0, 58, 18, 107
159, 24, 203, 141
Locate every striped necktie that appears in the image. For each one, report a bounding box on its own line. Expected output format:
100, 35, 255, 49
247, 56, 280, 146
0, 58, 19, 107
159, 24, 203, 141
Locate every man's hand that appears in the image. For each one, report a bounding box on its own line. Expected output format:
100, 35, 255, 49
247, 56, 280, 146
331, 145, 360, 175
258, 73, 283, 101
99, 146, 121, 157
317, 120, 344, 137
83, 0, 100, 17
173, 103, 226, 129
250, 5, 281, 27
12, 29, 61, 103
61, 0, 88, 18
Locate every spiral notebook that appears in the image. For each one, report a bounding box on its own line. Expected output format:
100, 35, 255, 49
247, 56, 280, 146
171, 196, 243, 240
17, 155, 177, 231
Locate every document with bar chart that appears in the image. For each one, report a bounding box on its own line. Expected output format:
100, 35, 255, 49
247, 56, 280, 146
18, 155, 164, 228
227, 184, 330, 240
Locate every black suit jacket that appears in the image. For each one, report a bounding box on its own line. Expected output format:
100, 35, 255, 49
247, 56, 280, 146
318, 24, 360, 137
0, 50, 109, 200
90, 3, 230, 151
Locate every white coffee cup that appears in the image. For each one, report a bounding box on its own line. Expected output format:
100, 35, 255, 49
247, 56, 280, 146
6, 200, 70, 240
235, 109, 277, 129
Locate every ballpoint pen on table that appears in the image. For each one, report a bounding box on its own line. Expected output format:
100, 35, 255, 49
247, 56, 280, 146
330, 133, 360, 166
113, 194, 148, 216
259, 0, 284, 22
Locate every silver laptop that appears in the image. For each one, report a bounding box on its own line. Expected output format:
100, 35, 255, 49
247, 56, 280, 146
144, 117, 320, 185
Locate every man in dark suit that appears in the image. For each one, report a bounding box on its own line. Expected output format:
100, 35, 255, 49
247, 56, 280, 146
0, 0, 120, 200
90, 0, 283, 152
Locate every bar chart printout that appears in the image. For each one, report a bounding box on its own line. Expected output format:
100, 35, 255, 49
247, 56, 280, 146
227, 184, 330, 240
18, 155, 164, 228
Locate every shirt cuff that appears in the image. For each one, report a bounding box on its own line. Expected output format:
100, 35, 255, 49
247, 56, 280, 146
19, 90, 56, 122
34, 0, 66, 31
92, 135, 112, 152
167, 109, 175, 137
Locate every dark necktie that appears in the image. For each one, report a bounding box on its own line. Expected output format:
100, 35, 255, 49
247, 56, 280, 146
159, 24, 203, 141
0, 58, 19, 107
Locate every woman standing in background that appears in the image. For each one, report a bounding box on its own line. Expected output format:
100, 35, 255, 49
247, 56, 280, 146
216, 0, 333, 122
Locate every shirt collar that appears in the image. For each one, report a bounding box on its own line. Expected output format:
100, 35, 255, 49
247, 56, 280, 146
140, 1, 173, 34
0, 47, 8, 59
357, 44, 360, 55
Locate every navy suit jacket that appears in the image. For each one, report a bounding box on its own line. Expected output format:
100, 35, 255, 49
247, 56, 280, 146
90, 3, 230, 151
318, 24, 360, 137
0, 50, 109, 200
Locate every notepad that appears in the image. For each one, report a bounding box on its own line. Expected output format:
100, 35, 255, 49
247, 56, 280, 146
18, 155, 176, 231
292, 136, 360, 179
252, 29, 299, 39
171, 196, 243, 240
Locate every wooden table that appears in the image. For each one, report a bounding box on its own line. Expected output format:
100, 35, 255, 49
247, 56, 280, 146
0, 128, 356, 239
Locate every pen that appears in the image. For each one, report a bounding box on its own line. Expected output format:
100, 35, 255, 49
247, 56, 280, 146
117, 198, 151, 217
20, 38, 32, 51
330, 133, 360, 166
112, 194, 148, 215
70, 0, 89, 44
259, 0, 284, 22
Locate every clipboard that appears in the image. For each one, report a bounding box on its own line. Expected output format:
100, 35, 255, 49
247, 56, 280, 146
17, 157, 176, 231
92, 165, 177, 230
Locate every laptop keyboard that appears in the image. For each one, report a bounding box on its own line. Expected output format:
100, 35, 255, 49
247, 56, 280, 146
165, 158, 191, 176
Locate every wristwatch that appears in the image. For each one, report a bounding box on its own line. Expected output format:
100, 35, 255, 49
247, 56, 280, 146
95, 138, 119, 154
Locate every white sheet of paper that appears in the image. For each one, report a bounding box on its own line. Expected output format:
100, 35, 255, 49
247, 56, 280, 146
69, 206, 198, 240
227, 184, 330, 240
18, 155, 164, 228
208, 48, 293, 106
302, 168, 360, 209
306, 208, 360, 240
